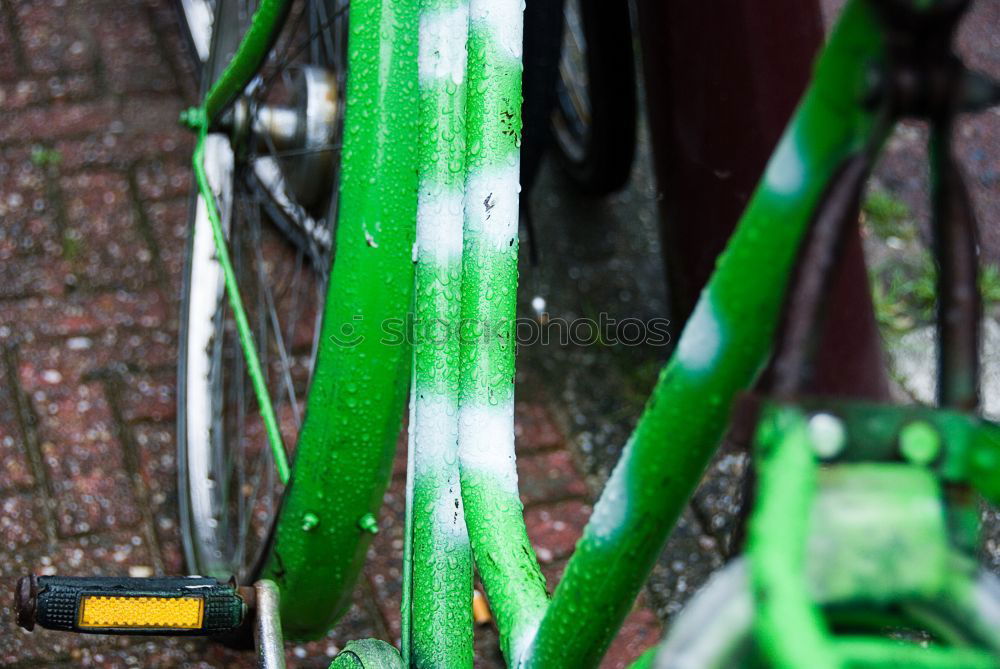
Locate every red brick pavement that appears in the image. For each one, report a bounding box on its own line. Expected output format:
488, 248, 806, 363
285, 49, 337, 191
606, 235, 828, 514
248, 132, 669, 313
0, 1, 660, 666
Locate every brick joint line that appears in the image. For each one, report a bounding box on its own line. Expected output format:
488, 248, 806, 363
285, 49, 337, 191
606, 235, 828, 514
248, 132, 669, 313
2, 344, 60, 544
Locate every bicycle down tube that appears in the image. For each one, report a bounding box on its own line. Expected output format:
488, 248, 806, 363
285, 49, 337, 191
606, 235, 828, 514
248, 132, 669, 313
185, 0, 423, 639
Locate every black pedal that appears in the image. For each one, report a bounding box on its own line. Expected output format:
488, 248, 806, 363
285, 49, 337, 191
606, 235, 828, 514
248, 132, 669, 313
16, 575, 248, 636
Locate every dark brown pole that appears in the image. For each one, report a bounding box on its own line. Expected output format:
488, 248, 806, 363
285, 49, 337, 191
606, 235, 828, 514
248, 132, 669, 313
636, 0, 889, 399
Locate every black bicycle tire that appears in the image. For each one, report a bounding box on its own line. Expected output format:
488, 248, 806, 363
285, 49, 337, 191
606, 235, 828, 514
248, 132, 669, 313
551, 0, 637, 196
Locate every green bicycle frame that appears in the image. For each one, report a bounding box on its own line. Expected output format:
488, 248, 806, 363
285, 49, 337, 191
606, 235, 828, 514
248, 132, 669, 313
187, 0, 944, 663
456, 0, 893, 666
187, 0, 421, 639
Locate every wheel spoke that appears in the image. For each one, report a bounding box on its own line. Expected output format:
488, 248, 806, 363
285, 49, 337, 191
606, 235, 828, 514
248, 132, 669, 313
251, 208, 303, 427
257, 1, 349, 101
314, 0, 339, 69
258, 143, 343, 160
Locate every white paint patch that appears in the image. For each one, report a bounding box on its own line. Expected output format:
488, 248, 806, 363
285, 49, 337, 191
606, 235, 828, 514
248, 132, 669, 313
418, 5, 470, 85
763, 133, 805, 196
587, 438, 633, 541
412, 392, 468, 543
676, 293, 723, 374
458, 401, 519, 495
417, 186, 465, 263
431, 482, 470, 545
363, 224, 379, 248
412, 393, 460, 474
470, 0, 524, 60
465, 162, 520, 251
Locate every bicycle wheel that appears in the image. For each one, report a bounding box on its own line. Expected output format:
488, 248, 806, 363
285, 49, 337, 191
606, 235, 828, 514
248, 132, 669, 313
175, 0, 348, 583
550, 0, 637, 196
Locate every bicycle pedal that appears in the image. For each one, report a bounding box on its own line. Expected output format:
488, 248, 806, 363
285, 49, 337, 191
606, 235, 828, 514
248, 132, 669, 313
15, 574, 250, 637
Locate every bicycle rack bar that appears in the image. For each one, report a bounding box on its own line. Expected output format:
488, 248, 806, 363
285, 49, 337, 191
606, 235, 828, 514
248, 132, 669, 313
930, 123, 981, 411
867, 0, 998, 412
768, 151, 882, 398
15, 575, 249, 637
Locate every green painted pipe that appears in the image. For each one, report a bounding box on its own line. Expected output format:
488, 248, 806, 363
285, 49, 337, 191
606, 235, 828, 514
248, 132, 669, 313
748, 408, 836, 669
202, 0, 290, 122
258, 0, 421, 639
457, 0, 549, 666
404, 0, 475, 664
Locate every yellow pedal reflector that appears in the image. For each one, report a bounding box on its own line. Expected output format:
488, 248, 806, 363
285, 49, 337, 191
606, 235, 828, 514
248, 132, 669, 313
78, 595, 204, 630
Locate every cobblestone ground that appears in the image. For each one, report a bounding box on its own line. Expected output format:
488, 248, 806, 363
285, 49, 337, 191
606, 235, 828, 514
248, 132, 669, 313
0, 0, 661, 667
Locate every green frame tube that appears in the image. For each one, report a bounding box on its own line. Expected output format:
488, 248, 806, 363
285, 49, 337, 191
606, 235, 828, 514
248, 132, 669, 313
457, 0, 548, 665
522, 1, 892, 665
258, 0, 421, 639
748, 408, 837, 669
404, 0, 475, 664
186, 0, 422, 640
202, 0, 290, 122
